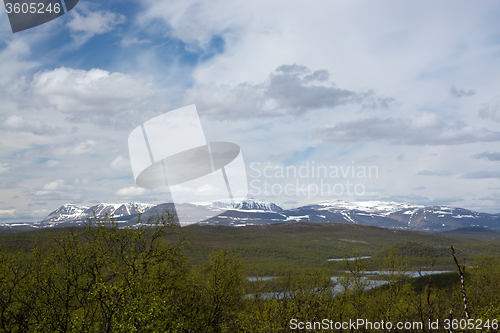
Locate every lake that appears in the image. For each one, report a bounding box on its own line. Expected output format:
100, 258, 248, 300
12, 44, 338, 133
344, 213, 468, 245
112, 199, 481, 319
246, 270, 452, 300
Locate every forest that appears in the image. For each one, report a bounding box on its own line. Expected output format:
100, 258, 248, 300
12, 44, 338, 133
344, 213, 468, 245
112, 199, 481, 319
0, 211, 499, 332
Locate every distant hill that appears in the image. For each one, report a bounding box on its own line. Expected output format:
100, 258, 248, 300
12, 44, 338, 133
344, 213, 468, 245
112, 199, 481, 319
1, 199, 499, 232
1, 221, 486, 274
441, 226, 500, 241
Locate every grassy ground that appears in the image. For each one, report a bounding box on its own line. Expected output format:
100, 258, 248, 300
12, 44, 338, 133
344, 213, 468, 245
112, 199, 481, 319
3, 221, 499, 277
179, 222, 500, 275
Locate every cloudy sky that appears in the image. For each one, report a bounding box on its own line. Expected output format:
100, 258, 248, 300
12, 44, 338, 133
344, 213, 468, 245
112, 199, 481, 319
1, 0, 499, 223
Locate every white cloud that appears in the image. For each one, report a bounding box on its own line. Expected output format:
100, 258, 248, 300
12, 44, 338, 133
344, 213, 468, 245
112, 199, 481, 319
181, 64, 383, 120
449, 86, 475, 98
478, 97, 500, 122
3, 115, 62, 136
471, 152, 500, 161
0, 39, 40, 87
116, 186, 149, 196
33, 179, 82, 201
30, 67, 154, 114
66, 7, 125, 35
0, 209, 16, 218
168, 185, 194, 194
120, 37, 151, 47
384, 194, 464, 206
110, 155, 131, 170
40, 179, 70, 191
0, 163, 9, 174
315, 115, 500, 145
24, 66, 158, 129
43, 139, 97, 156
195, 184, 225, 196
44, 160, 61, 168
460, 170, 500, 179
138, 0, 248, 45
416, 170, 453, 176
1, 0, 499, 217
0, 208, 50, 222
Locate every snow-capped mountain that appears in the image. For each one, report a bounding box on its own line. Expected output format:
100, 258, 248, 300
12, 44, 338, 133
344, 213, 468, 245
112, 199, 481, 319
313, 200, 423, 215
209, 199, 283, 212
196, 200, 499, 231
36, 203, 155, 227
277, 200, 500, 231
2, 199, 499, 231
43, 204, 89, 222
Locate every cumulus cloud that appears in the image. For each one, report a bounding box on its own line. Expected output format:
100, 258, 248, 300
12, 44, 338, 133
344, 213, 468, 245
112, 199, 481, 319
115, 186, 150, 197
471, 152, 500, 161
0, 163, 9, 174
460, 170, 500, 179
33, 179, 82, 201
360, 95, 396, 110
0, 39, 39, 86
28, 202, 47, 206
416, 170, 453, 176
396, 153, 406, 161
25, 67, 158, 128
40, 179, 69, 191
478, 98, 500, 122
44, 160, 60, 168
425, 197, 465, 206
41, 139, 97, 156
383, 193, 430, 204
314, 114, 500, 145
3, 115, 62, 136
110, 155, 131, 170
66, 6, 125, 44
120, 37, 151, 46
264, 64, 359, 113
0, 209, 16, 219
181, 64, 386, 120
30, 67, 154, 114
284, 200, 298, 204
0, 208, 50, 222
385, 193, 464, 206
449, 86, 475, 98
137, 0, 242, 45
195, 184, 226, 196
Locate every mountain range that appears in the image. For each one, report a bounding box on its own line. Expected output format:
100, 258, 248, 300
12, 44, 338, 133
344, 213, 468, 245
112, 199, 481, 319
2, 199, 499, 232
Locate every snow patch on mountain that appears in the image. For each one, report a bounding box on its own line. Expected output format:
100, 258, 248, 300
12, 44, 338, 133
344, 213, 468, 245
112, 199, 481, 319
313, 200, 423, 216
42, 203, 154, 222
3, 199, 498, 232
208, 199, 283, 212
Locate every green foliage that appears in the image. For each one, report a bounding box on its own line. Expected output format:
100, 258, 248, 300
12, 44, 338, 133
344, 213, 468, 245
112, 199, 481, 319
4, 222, 499, 276
238, 269, 336, 332
186, 249, 245, 332
468, 254, 500, 321
381, 241, 452, 258
1, 220, 499, 332
0, 210, 192, 332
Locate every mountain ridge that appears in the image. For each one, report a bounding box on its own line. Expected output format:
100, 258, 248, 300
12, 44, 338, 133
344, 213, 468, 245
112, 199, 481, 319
1, 199, 499, 232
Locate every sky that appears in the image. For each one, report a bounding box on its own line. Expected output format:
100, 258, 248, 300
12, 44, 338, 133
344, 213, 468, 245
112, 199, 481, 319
0, 0, 499, 223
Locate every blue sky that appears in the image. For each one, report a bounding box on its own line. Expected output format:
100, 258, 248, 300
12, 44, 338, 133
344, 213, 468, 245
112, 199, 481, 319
1, 0, 499, 222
